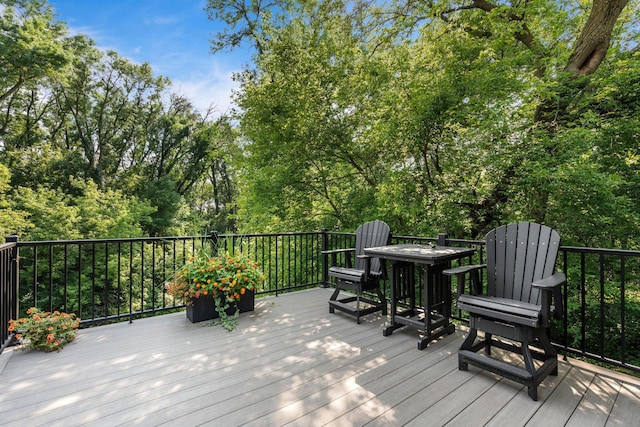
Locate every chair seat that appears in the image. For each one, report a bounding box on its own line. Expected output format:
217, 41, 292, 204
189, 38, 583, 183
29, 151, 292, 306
329, 266, 381, 283
458, 294, 542, 328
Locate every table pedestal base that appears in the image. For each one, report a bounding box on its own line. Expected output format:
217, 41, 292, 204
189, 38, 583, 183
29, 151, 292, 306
383, 308, 456, 349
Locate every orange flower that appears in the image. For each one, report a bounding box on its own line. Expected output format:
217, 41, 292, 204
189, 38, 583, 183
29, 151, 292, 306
46, 334, 55, 343
8, 323, 14, 331
15, 333, 22, 339
240, 287, 246, 295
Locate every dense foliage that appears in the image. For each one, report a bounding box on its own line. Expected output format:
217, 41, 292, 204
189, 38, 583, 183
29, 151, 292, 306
206, 0, 639, 249
0, 0, 238, 241
1, 0, 639, 247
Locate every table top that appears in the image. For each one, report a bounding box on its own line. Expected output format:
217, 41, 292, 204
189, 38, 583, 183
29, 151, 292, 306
364, 244, 476, 265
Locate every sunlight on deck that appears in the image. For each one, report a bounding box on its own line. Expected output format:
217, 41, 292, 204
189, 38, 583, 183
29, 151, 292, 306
1, 288, 640, 426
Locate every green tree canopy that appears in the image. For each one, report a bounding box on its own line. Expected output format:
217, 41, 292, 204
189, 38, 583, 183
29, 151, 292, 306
208, 0, 640, 246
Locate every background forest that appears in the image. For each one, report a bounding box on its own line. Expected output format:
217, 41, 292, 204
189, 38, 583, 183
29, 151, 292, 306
1, 0, 639, 248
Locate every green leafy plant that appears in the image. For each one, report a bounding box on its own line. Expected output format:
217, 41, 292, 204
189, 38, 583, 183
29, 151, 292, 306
166, 251, 265, 331
8, 308, 80, 352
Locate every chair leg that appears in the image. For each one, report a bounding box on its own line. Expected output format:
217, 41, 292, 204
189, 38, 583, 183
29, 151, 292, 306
485, 333, 493, 356
520, 336, 540, 400
521, 337, 536, 376
539, 332, 559, 376
329, 287, 340, 313
459, 327, 477, 371
528, 384, 538, 401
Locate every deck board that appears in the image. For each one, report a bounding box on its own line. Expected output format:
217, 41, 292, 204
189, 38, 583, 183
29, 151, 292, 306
1, 287, 639, 427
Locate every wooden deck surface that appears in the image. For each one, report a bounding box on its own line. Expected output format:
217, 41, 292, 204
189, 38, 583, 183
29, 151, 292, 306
1, 287, 640, 426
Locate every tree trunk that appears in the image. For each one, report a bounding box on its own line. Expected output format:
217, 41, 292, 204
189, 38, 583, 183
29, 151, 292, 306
565, 0, 630, 77
527, 0, 629, 223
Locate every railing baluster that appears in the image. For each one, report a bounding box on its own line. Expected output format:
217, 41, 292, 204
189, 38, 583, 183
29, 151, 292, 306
129, 241, 134, 324
581, 252, 586, 355
48, 245, 53, 312
117, 242, 122, 319
599, 253, 605, 358
620, 256, 626, 365
105, 242, 109, 319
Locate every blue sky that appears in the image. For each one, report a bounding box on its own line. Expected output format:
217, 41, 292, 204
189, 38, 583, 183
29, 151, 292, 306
48, 0, 249, 116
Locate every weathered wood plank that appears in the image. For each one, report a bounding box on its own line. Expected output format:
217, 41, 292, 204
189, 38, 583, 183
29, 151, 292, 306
605, 382, 640, 427
566, 375, 620, 427
525, 365, 595, 426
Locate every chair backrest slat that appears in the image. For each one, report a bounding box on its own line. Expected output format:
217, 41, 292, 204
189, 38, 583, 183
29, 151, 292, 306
486, 221, 561, 305
354, 220, 390, 274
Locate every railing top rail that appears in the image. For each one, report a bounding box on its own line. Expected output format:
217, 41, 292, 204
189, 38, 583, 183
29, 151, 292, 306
218, 231, 324, 238
16, 236, 202, 246
0, 241, 17, 251
560, 245, 640, 257
16, 231, 325, 247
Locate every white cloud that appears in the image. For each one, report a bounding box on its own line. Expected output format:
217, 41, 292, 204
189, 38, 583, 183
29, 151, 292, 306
170, 59, 241, 118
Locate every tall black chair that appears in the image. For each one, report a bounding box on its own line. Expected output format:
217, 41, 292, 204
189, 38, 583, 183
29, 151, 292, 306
325, 220, 390, 324
444, 222, 565, 400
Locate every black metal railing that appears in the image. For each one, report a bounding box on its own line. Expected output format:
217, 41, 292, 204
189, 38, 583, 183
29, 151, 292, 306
10, 232, 324, 327
2, 230, 640, 375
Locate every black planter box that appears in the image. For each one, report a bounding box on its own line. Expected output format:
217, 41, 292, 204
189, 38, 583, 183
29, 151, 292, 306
186, 289, 255, 323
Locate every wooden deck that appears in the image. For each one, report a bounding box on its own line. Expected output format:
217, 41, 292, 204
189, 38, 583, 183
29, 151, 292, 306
1, 287, 640, 426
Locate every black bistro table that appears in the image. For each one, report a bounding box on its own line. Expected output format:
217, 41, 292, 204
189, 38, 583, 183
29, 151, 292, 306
364, 244, 476, 350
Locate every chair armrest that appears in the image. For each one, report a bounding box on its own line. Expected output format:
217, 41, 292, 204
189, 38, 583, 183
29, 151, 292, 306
533, 272, 566, 323
532, 272, 566, 289
321, 248, 355, 255
443, 264, 486, 297
322, 248, 356, 268
442, 264, 485, 276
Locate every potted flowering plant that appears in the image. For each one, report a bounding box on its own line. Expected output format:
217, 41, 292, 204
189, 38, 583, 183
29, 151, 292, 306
166, 251, 265, 331
8, 308, 80, 352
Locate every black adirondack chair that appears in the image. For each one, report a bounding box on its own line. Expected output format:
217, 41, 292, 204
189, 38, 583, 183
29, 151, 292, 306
325, 220, 390, 324
444, 222, 565, 400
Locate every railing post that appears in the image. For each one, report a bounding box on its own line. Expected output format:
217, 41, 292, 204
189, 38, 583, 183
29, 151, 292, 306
437, 233, 449, 246
321, 229, 329, 288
